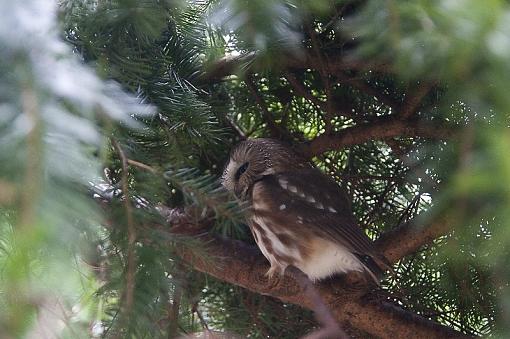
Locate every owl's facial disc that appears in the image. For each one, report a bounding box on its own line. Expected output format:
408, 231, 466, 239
221, 159, 250, 199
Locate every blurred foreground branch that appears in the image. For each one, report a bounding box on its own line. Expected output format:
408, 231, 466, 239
198, 52, 391, 84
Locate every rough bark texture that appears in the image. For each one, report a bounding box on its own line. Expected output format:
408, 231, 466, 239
301, 118, 454, 157
375, 213, 455, 264
164, 209, 471, 339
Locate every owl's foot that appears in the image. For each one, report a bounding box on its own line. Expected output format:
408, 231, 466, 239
265, 266, 284, 288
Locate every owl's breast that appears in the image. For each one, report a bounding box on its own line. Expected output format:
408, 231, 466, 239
249, 214, 303, 272
249, 214, 365, 281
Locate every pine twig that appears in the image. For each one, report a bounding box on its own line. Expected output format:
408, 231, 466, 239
400, 82, 434, 119
167, 281, 183, 338
112, 140, 137, 319
244, 74, 282, 138
285, 72, 326, 111
127, 159, 157, 173
224, 115, 247, 140
20, 85, 42, 228
192, 302, 209, 331
308, 24, 335, 134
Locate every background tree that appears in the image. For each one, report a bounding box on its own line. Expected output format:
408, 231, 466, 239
1, 0, 509, 338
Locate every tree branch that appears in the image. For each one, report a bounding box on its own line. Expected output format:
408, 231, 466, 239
301, 118, 455, 157
198, 52, 391, 84
198, 52, 257, 83
112, 140, 137, 317
244, 74, 283, 138
159, 208, 471, 339
400, 83, 434, 119
375, 213, 455, 264
335, 73, 400, 110
285, 72, 327, 112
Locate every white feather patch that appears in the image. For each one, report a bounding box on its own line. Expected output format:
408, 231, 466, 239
295, 238, 364, 281
278, 178, 288, 190
288, 185, 298, 193
221, 159, 240, 192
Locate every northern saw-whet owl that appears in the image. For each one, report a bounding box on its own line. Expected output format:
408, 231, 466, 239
221, 138, 389, 283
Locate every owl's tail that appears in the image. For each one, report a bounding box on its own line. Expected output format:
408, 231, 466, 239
356, 254, 410, 305
354, 254, 383, 285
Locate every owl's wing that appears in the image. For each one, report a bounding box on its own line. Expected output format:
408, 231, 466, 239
252, 168, 377, 256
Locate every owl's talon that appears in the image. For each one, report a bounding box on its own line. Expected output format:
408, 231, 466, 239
265, 267, 283, 288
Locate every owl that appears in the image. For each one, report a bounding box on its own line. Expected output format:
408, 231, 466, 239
221, 138, 389, 283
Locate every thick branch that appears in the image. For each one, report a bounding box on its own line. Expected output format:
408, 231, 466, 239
160, 208, 470, 339
302, 118, 454, 157
173, 226, 470, 339
198, 52, 391, 84
375, 213, 454, 264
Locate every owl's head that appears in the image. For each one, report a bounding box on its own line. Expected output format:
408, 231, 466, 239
221, 138, 305, 199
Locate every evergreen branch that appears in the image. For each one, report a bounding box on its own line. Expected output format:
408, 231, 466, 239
375, 213, 455, 265
198, 52, 257, 83
224, 115, 247, 140
284, 71, 363, 122
286, 52, 393, 75
163, 168, 247, 227
284, 72, 328, 113
307, 23, 335, 134
161, 208, 472, 339
112, 140, 137, 319
400, 82, 435, 119
335, 72, 401, 110
244, 74, 283, 138
198, 52, 391, 84
301, 118, 455, 157
127, 159, 157, 174
19, 84, 42, 228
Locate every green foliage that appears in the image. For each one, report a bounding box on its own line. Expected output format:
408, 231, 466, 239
2, 0, 510, 338
163, 168, 248, 237
0, 1, 153, 336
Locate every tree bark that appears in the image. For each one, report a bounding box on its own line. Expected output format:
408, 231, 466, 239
164, 209, 472, 339
375, 213, 455, 264
301, 118, 454, 157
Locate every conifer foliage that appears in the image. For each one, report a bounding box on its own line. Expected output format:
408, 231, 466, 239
1, 0, 510, 338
